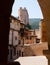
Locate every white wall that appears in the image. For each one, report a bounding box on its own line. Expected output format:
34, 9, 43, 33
9, 30, 19, 46
13, 31, 19, 46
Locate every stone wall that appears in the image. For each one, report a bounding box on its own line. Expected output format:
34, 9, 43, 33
41, 19, 47, 42
38, 0, 50, 46
38, 0, 50, 64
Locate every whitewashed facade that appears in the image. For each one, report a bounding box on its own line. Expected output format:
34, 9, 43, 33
13, 31, 19, 46
8, 16, 21, 61
9, 30, 19, 46
9, 30, 12, 45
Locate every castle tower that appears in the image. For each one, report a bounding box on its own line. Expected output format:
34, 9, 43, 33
18, 7, 29, 25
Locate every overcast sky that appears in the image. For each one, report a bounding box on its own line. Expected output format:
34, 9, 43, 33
11, 0, 43, 19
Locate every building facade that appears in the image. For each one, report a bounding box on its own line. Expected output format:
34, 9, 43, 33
8, 15, 27, 61
8, 16, 22, 61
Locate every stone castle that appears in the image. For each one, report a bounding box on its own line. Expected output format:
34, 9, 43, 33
18, 7, 29, 25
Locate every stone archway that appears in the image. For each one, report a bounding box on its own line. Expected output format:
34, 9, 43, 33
38, 0, 50, 64
38, 0, 50, 47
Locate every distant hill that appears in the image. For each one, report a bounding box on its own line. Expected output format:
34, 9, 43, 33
29, 18, 41, 29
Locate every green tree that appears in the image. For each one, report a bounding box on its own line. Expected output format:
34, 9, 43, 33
25, 23, 32, 29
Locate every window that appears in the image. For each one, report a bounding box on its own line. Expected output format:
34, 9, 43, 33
8, 48, 9, 55
15, 36, 17, 40
14, 47, 16, 56
10, 49, 12, 59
